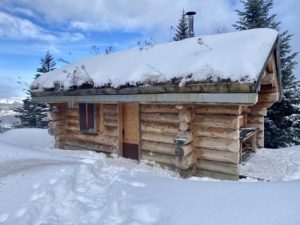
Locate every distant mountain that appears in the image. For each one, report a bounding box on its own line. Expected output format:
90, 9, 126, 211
0, 97, 24, 130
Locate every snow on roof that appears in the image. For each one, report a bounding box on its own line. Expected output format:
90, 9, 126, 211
31, 28, 278, 91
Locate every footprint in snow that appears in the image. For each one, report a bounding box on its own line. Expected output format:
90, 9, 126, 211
15, 208, 27, 218
0, 213, 9, 223
130, 182, 146, 187
48, 178, 57, 185
32, 182, 41, 190
30, 191, 46, 201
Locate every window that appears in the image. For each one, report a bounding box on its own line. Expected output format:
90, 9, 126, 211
79, 103, 96, 133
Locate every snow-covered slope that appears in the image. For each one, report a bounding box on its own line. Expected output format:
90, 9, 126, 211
0, 129, 299, 225
31, 28, 278, 91
0, 97, 23, 129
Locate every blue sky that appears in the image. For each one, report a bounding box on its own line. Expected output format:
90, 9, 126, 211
0, 0, 299, 98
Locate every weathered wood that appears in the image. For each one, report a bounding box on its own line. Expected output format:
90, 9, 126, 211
140, 104, 177, 113
141, 151, 176, 166
194, 105, 242, 115
196, 159, 239, 176
117, 104, 123, 157
123, 103, 139, 144
193, 126, 239, 139
247, 116, 264, 124
179, 122, 189, 131
104, 120, 118, 127
141, 113, 179, 124
262, 72, 275, 85
196, 148, 239, 164
64, 139, 115, 152
141, 132, 176, 144
103, 126, 118, 137
179, 109, 192, 123
196, 169, 238, 180
142, 140, 176, 155
141, 122, 178, 134
247, 122, 264, 131
258, 93, 278, 103
176, 153, 194, 169
65, 109, 79, 118
248, 108, 267, 116
65, 130, 118, 146
193, 115, 241, 129
194, 136, 240, 152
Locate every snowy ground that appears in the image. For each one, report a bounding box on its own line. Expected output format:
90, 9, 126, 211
0, 129, 300, 225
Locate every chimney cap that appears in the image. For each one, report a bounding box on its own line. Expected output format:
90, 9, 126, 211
186, 11, 196, 16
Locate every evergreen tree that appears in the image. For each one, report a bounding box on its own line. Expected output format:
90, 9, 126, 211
35, 51, 56, 79
234, 0, 300, 148
173, 10, 189, 41
14, 51, 56, 128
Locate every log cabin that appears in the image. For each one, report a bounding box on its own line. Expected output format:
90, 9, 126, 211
31, 28, 282, 180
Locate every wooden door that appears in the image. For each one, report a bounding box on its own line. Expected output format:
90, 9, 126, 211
122, 103, 139, 160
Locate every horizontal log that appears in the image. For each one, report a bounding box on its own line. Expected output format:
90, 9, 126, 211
141, 132, 176, 144
179, 109, 192, 123
196, 159, 239, 176
64, 139, 115, 153
141, 151, 176, 166
103, 114, 118, 122
248, 108, 267, 116
104, 120, 118, 127
247, 123, 264, 131
258, 93, 278, 103
194, 136, 239, 152
262, 72, 275, 85
141, 140, 176, 155
193, 115, 242, 129
65, 110, 79, 118
103, 104, 117, 111
196, 148, 239, 164
196, 169, 238, 180
65, 130, 118, 146
251, 102, 274, 110
194, 105, 241, 115
140, 104, 177, 113
141, 113, 179, 124
103, 126, 119, 137
193, 126, 239, 139
179, 122, 189, 131
175, 153, 195, 170
141, 122, 178, 134
247, 116, 264, 124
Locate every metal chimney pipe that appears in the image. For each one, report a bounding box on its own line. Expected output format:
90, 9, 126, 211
186, 11, 196, 38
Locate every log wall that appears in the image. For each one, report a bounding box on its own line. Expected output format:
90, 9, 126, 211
192, 105, 242, 180
49, 103, 120, 154
139, 104, 194, 175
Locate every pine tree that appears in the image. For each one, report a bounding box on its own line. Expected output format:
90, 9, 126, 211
173, 10, 189, 41
35, 51, 56, 79
14, 51, 56, 128
234, 0, 300, 148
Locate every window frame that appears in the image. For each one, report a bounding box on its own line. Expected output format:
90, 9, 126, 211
79, 103, 97, 133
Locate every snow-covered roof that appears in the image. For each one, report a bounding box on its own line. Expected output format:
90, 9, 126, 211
31, 28, 278, 92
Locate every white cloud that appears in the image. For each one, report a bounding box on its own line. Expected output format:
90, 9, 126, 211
1, 0, 237, 35
0, 11, 56, 41
0, 11, 85, 43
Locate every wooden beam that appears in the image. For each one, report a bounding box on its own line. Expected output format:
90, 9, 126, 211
194, 105, 242, 115
196, 159, 239, 176
196, 148, 239, 164
194, 136, 240, 152
193, 126, 239, 140
193, 115, 242, 129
